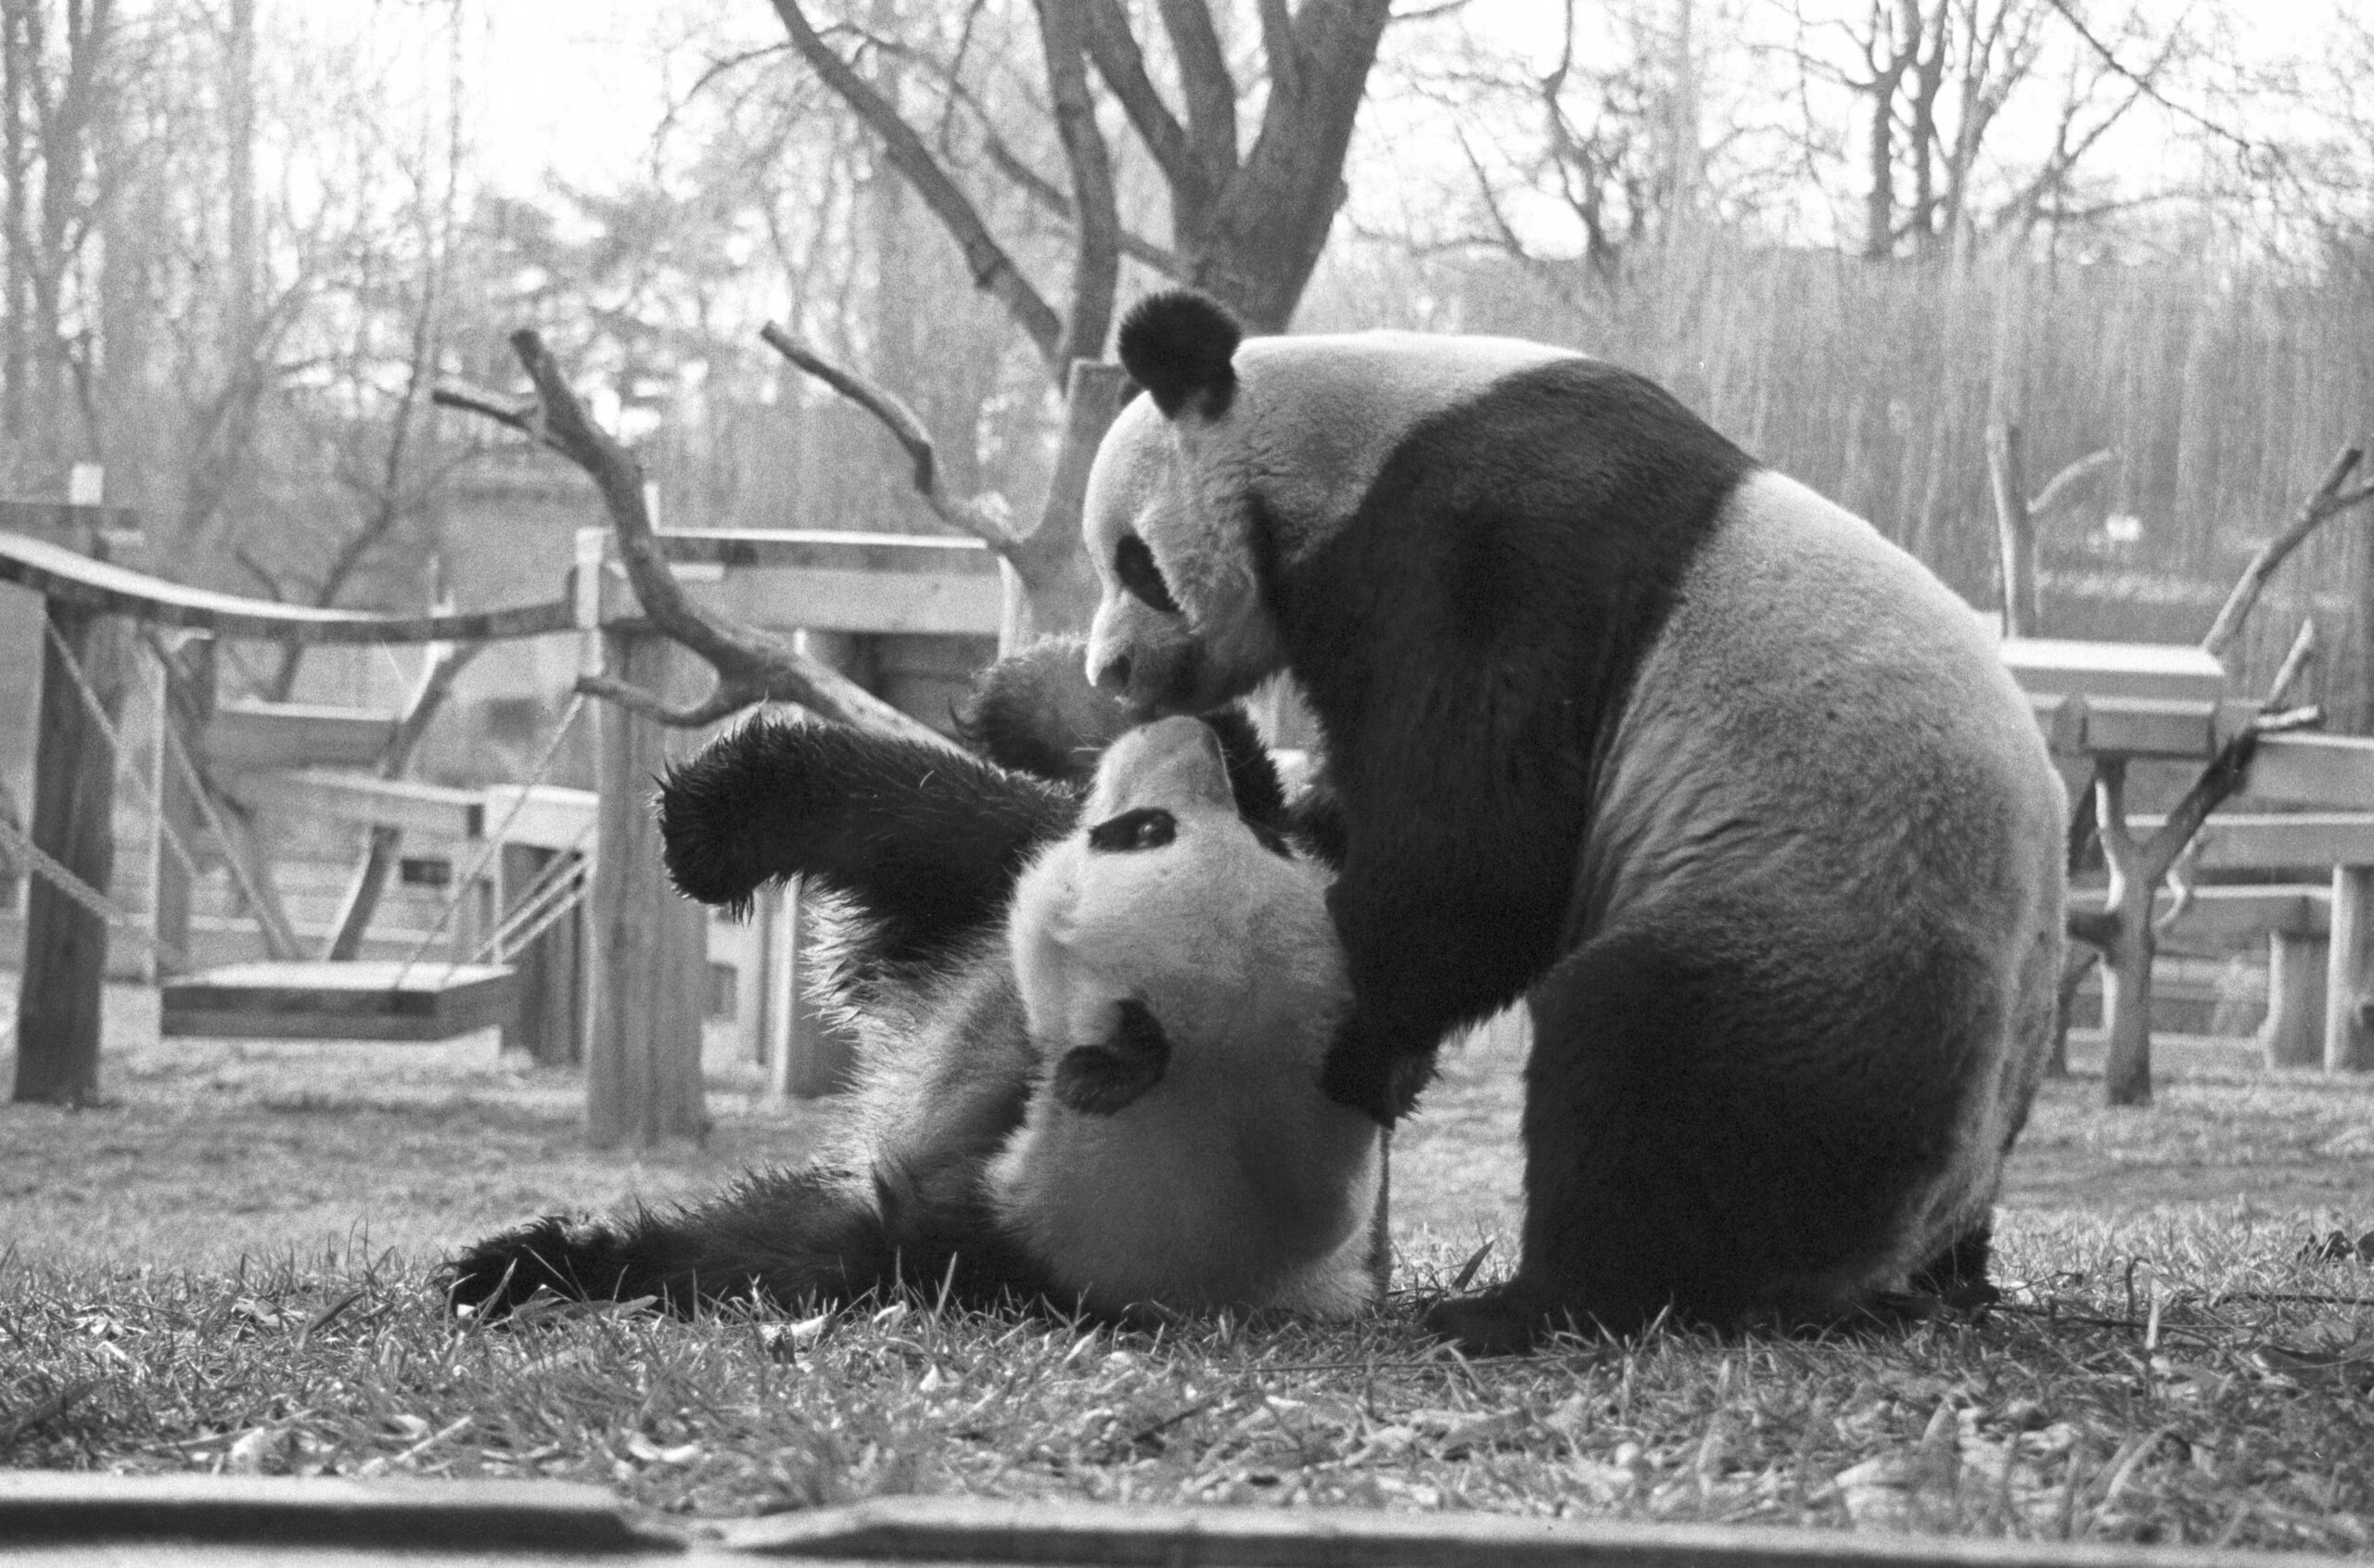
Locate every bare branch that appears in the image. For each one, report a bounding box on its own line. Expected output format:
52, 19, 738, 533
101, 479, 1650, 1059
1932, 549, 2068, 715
1079, 0, 1199, 199
758, 322, 1017, 549
978, 129, 1182, 275
2266, 619, 2318, 709
444, 330, 957, 746
2040, 0, 2253, 158
1034, 0, 1120, 366
1257, 0, 1302, 102
2202, 446, 2374, 660
2028, 447, 2117, 517
767, 0, 1065, 370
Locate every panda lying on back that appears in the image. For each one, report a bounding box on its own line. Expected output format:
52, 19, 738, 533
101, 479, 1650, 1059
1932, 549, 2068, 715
444, 657, 1380, 1322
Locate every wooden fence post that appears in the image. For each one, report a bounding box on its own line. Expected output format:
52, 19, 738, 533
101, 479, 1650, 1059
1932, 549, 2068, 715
12, 597, 129, 1104
585, 630, 708, 1145
2326, 865, 2374, 1072
2261, 928, 2328, 1069
498, 842, 583, 1065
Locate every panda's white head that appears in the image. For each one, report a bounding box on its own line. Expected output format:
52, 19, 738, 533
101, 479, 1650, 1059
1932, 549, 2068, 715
995, 714, 1377, 1317
1005, 714, 1340, 1090
1082, 290, 1573, 717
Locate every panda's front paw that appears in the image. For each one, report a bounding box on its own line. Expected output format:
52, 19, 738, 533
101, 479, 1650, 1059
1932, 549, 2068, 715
1318, 1037, 1404, 1128
441, 1216, 601, 1319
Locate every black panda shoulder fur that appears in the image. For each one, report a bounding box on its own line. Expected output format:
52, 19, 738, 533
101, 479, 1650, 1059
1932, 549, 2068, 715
1082, 289, 2069, 1351
442, 644, 1375, 1322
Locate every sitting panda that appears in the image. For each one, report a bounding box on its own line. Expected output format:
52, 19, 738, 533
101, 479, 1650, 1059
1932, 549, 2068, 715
1080, 289, 2069, 1352
443, 667, 1381, 1323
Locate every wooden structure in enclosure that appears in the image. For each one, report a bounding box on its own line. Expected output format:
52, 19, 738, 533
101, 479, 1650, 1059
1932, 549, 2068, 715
0, 505, 1002, 1143
6, 486, 2368, 1131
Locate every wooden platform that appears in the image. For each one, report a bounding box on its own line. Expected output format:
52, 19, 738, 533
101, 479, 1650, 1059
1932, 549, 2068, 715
160, 962, 518, 1041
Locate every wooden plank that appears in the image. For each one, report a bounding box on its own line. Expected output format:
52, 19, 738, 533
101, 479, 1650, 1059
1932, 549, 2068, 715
148, 636, 215, 977
481, 784, 598, 851
2148, 884, 2329, 938
10, 600, 127, 1105
497, 844, 582, 1064
2241, 731, 2374, 809
2074, 695, 2220, 759
2000, 637, 2227, 703
0, 529, 575, 644
0, 1472, 663, 1553
228, 770, 483, 840
2126, 813, 2374, 870
160, 962, 517, 1042
696, 565, 1005, 636
725, 1495, 2341, 1568
652, 527, 995, 573
203, 699, 400, 771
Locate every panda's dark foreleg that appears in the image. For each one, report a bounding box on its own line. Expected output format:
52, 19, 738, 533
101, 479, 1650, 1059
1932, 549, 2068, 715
1908, 1217, 2000, 1309
657, 718, 1073, 970
443, 1165, 900, 1319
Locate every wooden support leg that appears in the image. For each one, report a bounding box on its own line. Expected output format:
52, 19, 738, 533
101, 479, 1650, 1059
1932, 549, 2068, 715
499, 843, 581, 1065
2326, 866, 2374, 1073
13, 602, 128, 1105
586, 631, 708, 1146
149, 635, 215, 977
2094, 761, 2154, 1106
2261, 929, 2328, 1069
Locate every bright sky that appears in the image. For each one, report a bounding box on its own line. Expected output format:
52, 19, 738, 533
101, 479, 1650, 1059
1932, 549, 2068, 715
415, 0, 2342, 252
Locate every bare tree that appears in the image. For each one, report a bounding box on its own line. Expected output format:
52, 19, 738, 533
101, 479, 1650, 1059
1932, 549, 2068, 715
752, 0, 1396, 649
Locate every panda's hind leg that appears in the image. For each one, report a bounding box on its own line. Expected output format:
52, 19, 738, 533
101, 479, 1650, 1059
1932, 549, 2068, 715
1425, 913, 1982, 1353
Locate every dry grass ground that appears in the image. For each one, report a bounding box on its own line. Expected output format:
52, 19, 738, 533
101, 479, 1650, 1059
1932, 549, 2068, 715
2, 985, 2371, 1552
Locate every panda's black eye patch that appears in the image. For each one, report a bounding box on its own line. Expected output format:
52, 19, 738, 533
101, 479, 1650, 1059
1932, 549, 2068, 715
1113, 534, 1181, 615
1088, 807, 1177, 853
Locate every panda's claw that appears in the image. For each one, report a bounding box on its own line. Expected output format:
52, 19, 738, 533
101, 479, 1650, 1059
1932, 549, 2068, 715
1423, 1286, 1549, 1358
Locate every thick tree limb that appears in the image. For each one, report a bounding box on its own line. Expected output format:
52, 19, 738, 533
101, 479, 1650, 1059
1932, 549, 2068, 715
759, 322, 1017, 548
1157, 0, 1239, 189
767, 0, 1065, 369
2266, 618, 2318, 709
435, 331, 954, 746
1257, 0, 1302, 103
2202, 446, 2374, 661
1078, 0, 1198, 203
1033, 0, 1120, 367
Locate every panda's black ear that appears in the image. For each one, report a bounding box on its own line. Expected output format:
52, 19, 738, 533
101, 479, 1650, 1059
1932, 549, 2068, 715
1117, 290, 1241, 419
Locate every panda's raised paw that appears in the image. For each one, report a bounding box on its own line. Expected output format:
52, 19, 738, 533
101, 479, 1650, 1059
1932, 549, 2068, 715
441, 1216, 606, 1320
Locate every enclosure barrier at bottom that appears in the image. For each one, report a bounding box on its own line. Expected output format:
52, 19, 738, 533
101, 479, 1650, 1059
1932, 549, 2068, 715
0, 1475, 2357, 1568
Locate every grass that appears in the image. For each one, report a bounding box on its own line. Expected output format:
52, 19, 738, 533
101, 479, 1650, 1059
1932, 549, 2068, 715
2, 988, 2371, 1552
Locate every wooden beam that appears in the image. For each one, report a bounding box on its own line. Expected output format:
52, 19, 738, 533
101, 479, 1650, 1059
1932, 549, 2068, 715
2146, 884, 2329, 937
2241, 731, 2374, 809
225, 771, 483, 840
2000, 637, 2227, 703
479, 784, 597, 852
2264, 929, 2328, 1068
160, 962, 517, 1042
203, 700, 401, 772
696, 566, 1004, 637
2125, 812, 2374, 870
0, 529, 574, 644
728, 1494, 2322, 1568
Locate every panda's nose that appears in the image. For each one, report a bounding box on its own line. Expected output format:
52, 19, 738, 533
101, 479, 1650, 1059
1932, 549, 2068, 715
1091, 653, 1132, 696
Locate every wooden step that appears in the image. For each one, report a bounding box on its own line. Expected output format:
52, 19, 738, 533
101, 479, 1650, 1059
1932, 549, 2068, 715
160, 961, 517, 1042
